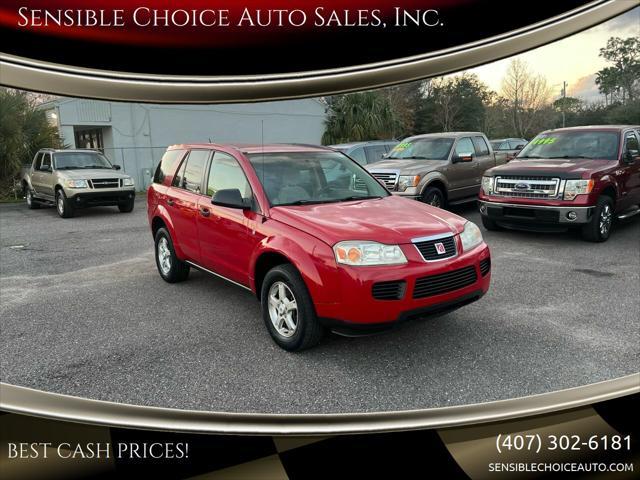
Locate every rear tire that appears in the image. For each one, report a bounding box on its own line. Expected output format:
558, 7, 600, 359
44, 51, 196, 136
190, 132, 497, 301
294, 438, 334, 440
581, 195, 613, 242
118, 198, 135, 213
421, 186, 446, 209
154, 227, 190, 283
481, 215, 502, 231
55, 190, 75, 218
25, 188, 40, 209
261, 264, 323, 351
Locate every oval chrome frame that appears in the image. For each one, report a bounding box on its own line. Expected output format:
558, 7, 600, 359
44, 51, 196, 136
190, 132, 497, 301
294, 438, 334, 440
0, 1, 632, 103
1, 375, 638, 435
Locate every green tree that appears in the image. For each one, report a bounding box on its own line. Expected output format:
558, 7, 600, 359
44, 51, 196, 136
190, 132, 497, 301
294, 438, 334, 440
416, 74, 491, 133
598, 36, 640, 103
322, 91, 401, 144
0, 89, 62, 180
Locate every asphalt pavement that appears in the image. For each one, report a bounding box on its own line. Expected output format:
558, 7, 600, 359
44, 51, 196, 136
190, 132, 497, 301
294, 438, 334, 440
1, 197, 638, 413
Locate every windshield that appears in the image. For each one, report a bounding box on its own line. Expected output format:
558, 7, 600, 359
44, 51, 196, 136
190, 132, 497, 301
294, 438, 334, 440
517, 131, 620, 160
387, 138, 454, 160
247, 151, 389, 206
54, 152, 113, 169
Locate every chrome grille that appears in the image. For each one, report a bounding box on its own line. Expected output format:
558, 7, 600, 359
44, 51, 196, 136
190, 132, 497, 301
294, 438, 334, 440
370, 171, 398, 190
494, 176, 560, 199
90, 178, 120, 189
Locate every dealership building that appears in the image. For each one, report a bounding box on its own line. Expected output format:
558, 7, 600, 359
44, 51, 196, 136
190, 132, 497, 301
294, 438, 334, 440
39, 97, 327, 189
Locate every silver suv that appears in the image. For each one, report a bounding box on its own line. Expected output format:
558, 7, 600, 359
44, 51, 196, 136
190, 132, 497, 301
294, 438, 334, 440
23, 149, 136, 218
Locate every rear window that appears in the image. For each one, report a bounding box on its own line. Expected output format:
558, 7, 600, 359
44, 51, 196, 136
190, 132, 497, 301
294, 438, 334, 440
154, 149, 185, 184
472, 136, 490, 156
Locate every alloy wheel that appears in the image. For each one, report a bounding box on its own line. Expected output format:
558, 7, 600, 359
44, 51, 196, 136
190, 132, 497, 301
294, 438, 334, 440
57, 195, 64, 215
599, 204, 612, 236
157, 237, 172, 275
268, 281, 298, 338
26, 190, 32, 206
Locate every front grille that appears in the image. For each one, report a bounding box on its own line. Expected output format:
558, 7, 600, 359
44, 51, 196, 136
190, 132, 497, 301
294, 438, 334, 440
480, 258, 491, 276
413, 266, 478, 299
90, 178, 120, 189
413, 236, 457, 261
370, 172, 398, 190
372, 280, 406, 300
494, 176, 560, 199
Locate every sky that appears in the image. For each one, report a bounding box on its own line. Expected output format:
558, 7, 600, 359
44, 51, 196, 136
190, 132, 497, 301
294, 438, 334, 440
462, 6, 639, 102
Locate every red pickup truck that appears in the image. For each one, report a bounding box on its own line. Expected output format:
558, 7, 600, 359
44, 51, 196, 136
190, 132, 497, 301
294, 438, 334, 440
148, 144, 491, 350
479, 126, 640, 242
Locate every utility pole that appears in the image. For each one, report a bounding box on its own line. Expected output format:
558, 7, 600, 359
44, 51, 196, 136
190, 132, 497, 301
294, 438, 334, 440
561, 81, 567, 128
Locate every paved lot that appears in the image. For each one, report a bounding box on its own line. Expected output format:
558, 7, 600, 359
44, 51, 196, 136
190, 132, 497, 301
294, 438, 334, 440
1, 198, 638, 414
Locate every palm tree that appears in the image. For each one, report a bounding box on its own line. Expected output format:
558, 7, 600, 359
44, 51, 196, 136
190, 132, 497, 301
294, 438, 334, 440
322, 91, 401, 144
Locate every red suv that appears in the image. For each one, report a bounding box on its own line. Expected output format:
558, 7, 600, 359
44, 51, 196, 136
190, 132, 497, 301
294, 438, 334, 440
148, 144, 491, 350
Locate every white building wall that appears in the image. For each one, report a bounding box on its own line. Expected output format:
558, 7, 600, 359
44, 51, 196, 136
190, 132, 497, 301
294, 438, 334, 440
46, 98, 327, 189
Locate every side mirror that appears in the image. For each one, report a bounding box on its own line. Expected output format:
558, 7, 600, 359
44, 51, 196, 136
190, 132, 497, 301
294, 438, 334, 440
112, 165, 121, 170
516, 144, 525, 150
211, 188, 248, 209
40, 165, 52, 172
453, 153, 474, 163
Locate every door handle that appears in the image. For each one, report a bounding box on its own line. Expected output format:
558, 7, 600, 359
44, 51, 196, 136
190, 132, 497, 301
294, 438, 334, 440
199, 207, 210, 217
166, 198, 174, 206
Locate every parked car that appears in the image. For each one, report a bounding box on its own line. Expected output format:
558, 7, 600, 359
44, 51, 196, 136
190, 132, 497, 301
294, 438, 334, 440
479, 125, 640, 242
22, 149, 136, 218
148, 143, 491, 351
490, 138, 528, 163
329, 140, 397, 166
366, 132, 505, 208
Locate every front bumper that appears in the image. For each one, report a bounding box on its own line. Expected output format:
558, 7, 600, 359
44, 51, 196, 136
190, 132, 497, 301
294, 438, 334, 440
315, 242, 491, 327
67, 189, 136, 207
478, 200, 594, 228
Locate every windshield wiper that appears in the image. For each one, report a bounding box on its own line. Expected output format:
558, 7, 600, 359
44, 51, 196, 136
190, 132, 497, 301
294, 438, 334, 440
82, 165, 110, 169
517, 155, 542, 159
276, 199, 340, 206
546, 155, 592, 159
337, 195, 383, 202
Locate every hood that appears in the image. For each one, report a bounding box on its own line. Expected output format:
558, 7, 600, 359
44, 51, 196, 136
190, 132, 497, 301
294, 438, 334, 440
486, 158, 615, 178
59, 169, 132, 179
366, 159, 446, 175
269, 195, 466, 246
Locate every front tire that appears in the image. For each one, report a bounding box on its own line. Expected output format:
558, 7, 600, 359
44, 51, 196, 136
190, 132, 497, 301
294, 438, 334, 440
261, 264, 323, 351
154, 228, 190, 283
581, 196, 614, 242
421, 186, 446, 209
118, 198, 135, 213
25, 188, 40, 209
56, 190, 75, 218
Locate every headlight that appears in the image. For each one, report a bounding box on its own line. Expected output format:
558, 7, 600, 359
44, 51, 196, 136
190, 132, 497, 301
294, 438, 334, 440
459, 222, 483, 252
65, 179, 88, 188
397, 175, 420, 192
481, 176, 494, 195
122, 177, 135, 187
563, 179, 594, 200
334, 241, 407, 266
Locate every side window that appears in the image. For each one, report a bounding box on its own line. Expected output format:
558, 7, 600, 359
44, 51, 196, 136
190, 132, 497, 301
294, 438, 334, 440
365, 145, 387, 164
41, 153, 52, 171
172, 150, 209, 193
472, 136, 490, 156
624, 132, 639, 153
455, 138, 475, 157
33, 153, 43, 170
206, 152, 253, 204
348, 147, 366, 165
154, 149, 185, 184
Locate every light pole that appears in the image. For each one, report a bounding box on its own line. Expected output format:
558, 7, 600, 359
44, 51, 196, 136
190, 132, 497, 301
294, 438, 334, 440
561, 81, 567, 128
